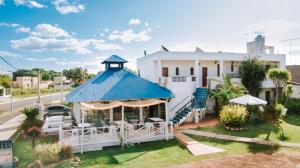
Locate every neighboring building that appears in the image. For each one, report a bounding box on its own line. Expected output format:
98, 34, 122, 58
12, 76, 52, 89
53, 76, 72, 89
12, 76, 38, 89
287, 65, 300, 98
137, 35, 286, 124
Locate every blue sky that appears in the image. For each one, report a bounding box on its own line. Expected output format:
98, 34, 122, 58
1, 0, 300, 73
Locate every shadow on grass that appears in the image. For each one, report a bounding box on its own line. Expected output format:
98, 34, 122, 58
76, 139, 185, 167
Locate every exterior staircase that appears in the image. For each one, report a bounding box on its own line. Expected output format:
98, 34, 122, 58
171, 88, 209, 126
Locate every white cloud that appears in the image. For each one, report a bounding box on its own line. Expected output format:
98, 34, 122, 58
11, 23, 123, 54
129, 19, 141, 25
104, 28, 109, 32
16, 26, 31, 33
27, 57, 59, 62
0, 22, 20, 28
11, 36, 92, 54
55, 60, 80, 66
0, 51, 23, 58
30, 24, 70, 38
243, 20, 299, 36
169, 41, 205, 51
52, 0, 85, 14
145, 22, 149, 27
92, 40, 123, 51
14, 0, 45, 8
0, 0, 4, 6
108, 29, 151, 43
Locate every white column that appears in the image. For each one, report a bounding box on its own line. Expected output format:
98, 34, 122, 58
165, 102, 169, 122
219, 60, 224, 76
157, 59, 162, 82
139, 106, 144, 123
194, 60, 200, 88
80, 109, 85, 154
110, 108, 113, 122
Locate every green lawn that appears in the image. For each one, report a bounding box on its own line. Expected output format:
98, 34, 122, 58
13, 134, 300, 168
199, 113, 300, 143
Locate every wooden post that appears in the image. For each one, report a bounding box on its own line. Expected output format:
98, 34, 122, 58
139, 106, 143, 123
121, 105, 125, 146
110, 108, 113, 122
80, 109, 85, 154
165, 102, 168, 122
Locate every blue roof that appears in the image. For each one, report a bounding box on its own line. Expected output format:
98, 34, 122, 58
66, 69, 174, 102
101, 55, 128, 64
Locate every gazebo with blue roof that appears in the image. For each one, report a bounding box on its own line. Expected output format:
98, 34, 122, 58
66, 55, 174, 127
62, 55, 175, 152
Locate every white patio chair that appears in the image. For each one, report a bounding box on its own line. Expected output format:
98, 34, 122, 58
145, 122, 154, 135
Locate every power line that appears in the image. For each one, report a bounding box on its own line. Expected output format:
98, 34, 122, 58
0, 56, 18, 70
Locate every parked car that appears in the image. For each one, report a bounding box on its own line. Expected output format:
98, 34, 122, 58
43, 104, 70, 119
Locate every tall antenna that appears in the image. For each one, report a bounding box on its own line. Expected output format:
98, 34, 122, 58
282, 37, 300, 72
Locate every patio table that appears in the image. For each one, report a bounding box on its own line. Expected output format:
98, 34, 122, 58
148, 117, 164, 122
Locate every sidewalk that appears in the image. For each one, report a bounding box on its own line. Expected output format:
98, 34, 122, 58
0, 114, 26, 140
182, 129, 300, 148
175, 131, 224, 156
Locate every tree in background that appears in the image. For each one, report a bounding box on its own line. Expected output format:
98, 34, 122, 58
0, 74, 10, 88
209, 74, 246, 112
13, 68, 60, 81
267, 68, 291, 104
239, 57, 266, 96
63, 67, 89, 86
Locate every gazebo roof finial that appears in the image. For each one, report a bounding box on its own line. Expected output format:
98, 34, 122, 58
101, 55, 128, 70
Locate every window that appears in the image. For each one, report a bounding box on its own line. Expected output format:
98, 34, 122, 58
265, 91, 270, 104
217, 64, 220, 76
190, 67, 194, 75
175, 67, 179, 75
231, 61, 234, 72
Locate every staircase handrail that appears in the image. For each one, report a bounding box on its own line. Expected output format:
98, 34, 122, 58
174, 96, 194, 115
170, 96, 190, 112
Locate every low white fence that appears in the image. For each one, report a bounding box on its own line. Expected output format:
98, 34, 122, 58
59, 121, 174, 153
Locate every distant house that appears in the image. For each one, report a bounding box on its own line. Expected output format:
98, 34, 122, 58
53, 76, 72, 89
287, 65, 300, 98
12, 76, 52, 89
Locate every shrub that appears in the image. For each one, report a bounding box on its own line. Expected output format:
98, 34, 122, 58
22, 107, 39, 120
20, 119, 43, 131
261, 104, 285, 124
59, 145, 73, 160
285, 98, 300, 114
219, 104, 248, 128
36, 143, 72, 164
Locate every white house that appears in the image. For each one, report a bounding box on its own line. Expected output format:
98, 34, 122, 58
137, 35, 286, 125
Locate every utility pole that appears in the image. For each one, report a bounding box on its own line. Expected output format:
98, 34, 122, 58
60, 71, 64, 103
37, 69, 41, 108
282, 37, 300, 71
10, 71, 13, 113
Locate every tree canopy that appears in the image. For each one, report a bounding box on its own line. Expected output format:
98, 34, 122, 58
0, 74, 10, 88
238, 57, 266, 96
13, 69, 60, 81
267, 68, 291, 104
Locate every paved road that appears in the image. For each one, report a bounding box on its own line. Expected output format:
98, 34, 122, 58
0, 93, 63, 112
0, 93, 65, 124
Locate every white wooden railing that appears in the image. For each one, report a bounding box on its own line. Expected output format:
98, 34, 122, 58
59, 121, 174, 152
124, 121, 173, 143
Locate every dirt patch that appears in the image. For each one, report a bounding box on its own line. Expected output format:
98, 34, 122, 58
170, 152, 300, 168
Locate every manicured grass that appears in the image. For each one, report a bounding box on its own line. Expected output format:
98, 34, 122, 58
199, 113, 300, 143
13, 135, 58, 168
